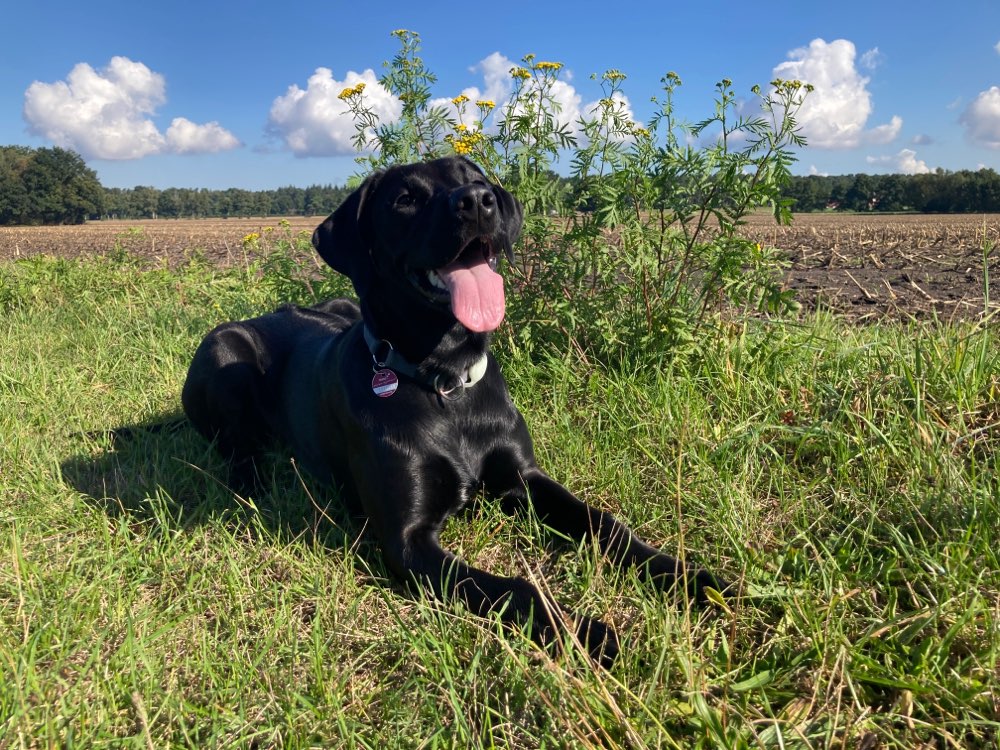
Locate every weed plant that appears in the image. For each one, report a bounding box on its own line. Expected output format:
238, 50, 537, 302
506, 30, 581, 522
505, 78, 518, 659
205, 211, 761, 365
340, 30, 810, 362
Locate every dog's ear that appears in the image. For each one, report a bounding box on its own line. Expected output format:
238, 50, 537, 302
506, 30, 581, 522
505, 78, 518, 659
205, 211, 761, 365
493, 184, 523, 264
312, 171, 383, 293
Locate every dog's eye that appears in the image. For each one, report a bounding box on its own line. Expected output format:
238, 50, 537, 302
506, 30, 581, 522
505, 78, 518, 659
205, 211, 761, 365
394, 193, 415, 209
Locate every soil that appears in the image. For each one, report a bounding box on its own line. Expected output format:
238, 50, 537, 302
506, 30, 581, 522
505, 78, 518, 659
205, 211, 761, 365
741, 213, 1000, 322
2, 213, 998, 322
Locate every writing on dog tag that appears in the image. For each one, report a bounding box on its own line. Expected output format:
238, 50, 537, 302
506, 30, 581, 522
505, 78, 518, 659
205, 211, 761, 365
371, 369, 399, 398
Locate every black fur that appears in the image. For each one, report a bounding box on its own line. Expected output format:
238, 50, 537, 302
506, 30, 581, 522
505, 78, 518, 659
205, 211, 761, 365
182, 156, 726, 666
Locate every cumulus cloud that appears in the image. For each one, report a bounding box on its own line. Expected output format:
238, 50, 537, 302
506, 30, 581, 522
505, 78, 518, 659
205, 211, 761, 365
866, 116, 904, 145
23, 56, 240, 160
478, 56, 634, 140
911, 133, 934, 146
772, 38, 902, 149
456, 54, 588, 135
166, 118, 240, 154
960, 86, 1000, 149
429, 52, 517, 127
267, 53, 642, 158
865, 148, 931, 174
267, 68, 401, 156
995, 40, 1000, 55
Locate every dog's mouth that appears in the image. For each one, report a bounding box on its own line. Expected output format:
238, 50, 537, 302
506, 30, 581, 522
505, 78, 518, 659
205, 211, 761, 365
410, 236, 505, 333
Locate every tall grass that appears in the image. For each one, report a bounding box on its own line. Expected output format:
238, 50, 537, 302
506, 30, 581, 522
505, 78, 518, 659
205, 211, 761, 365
1, 244, 997, 748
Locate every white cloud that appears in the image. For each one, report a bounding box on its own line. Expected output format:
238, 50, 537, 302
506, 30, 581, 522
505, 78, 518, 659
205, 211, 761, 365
911, 133, 934, 146
267, 68, 401, 157
772, 38, 902, 149
435, 53, 613, 141
960, 86, 1000, 149
166, 118, 240, 154
428, 53, 517, 128
503, 67, 584, 136
865, 148, 931, 174
268, 53, 641, 159
995, 41, 1000, 55
860, 47, 884, 70
23, 56, 240, 160
866, 115, 903, 145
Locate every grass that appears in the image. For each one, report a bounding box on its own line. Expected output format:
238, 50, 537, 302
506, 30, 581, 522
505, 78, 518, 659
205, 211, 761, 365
1, 248, 998, 748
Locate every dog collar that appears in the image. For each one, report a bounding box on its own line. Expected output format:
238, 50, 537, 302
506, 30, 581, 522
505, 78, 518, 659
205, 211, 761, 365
362, 324, 488, 396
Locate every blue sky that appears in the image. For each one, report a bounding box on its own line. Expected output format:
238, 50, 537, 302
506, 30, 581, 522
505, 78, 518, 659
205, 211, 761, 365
3, 0, 999, 190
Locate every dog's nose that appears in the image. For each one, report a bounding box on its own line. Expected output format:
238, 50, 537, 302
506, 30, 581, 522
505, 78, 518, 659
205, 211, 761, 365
450, 184, 496, 225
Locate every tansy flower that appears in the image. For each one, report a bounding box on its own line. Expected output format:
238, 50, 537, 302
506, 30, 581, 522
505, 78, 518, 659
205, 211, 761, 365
337, 82, 366, 100
510, 67, 531, 80
451, 94, 470, 106
533, 61, 563, 72
475, 99, 495, 109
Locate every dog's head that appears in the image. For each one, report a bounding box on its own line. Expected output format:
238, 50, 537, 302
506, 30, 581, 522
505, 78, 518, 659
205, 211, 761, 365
312, 157, 523, 333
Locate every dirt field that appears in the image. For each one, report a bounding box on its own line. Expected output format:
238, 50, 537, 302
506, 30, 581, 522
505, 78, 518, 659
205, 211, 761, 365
1, 214, 998, 321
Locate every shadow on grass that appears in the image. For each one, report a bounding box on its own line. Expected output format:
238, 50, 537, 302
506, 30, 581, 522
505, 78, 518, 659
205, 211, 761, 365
59, 413, 392, 580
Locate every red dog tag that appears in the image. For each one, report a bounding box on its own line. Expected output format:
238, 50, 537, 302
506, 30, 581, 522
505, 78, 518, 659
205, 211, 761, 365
371, 369, 399, 398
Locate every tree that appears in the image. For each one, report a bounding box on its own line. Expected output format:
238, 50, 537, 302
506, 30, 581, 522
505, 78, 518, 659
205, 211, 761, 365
0, 146, 103, 225
0, 146, 32, 223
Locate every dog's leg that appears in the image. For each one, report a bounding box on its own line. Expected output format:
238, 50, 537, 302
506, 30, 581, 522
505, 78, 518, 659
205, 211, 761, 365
182, 325, 275, 494
353, 458, 618, 665
517, 469, 727, 602
380, 527, 619, 667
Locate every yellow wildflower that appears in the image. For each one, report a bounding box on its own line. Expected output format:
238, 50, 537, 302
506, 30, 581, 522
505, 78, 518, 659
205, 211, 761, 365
451, 94, 470, 106
510, 67, 531, 80
476, 99, 495, 109
337, 82, 366, 100
449, 129, 483, 156
533, 61, 563, 72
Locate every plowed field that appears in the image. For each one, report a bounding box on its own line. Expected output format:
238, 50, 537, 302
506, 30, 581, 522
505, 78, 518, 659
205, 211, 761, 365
2, 214, 998, 321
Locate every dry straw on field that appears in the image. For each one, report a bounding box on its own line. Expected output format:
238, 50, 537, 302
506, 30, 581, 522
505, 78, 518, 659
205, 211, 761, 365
2, 213, 998, 320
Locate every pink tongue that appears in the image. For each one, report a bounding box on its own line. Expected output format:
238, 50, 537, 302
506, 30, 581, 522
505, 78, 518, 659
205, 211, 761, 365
437, 255, 506, 332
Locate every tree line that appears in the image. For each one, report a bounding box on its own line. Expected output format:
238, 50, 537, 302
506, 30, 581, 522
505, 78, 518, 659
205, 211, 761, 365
102, 184, 352, 220
0, 145, 351, 225
4, 144, 1000, 226
783, 169, 1000, 213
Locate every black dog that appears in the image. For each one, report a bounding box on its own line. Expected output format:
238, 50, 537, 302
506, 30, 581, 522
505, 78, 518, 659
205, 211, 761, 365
182, 156, 724, 665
